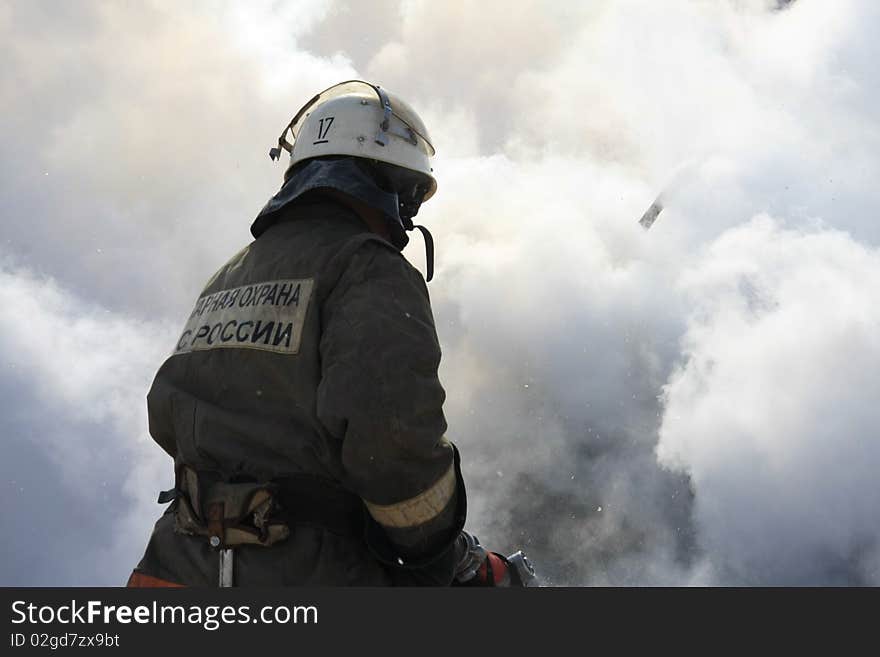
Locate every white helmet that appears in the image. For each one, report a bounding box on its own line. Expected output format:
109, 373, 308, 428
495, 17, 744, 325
269, 80, 437, 201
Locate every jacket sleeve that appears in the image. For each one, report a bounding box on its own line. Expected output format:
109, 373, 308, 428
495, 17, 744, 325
316, 238, 466, 580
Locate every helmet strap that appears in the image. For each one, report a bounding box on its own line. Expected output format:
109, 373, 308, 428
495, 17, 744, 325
412, 224, 434, 282
397, 183, 434, 282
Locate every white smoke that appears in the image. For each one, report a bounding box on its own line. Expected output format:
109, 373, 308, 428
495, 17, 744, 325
0, 261, 175, 584
658, 216, 880, 585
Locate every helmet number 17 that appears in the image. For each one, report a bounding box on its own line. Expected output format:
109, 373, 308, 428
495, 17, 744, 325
314, 117, 334, 145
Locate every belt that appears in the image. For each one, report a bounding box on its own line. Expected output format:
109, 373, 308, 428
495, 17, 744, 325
162, 467, 365, 547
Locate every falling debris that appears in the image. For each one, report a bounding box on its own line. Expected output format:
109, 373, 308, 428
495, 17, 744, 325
637, 157, 707, 231
639, 197, 664, 230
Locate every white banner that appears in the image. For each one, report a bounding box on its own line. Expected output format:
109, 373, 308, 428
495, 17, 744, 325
173, 278, 315, 356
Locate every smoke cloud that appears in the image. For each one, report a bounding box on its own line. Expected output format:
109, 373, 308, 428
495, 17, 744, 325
1, 0, 878, 584
658, 216, 880, 585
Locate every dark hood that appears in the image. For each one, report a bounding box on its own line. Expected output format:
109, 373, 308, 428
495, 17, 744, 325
251, 158, 407, 247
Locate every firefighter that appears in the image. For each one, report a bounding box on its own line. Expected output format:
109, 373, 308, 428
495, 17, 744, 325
127, 80, 512, 587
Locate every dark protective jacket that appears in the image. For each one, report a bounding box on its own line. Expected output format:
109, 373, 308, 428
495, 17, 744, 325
132, 195, 465, 586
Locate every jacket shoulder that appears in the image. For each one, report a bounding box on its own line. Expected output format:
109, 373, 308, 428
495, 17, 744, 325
330, 233, 429, 302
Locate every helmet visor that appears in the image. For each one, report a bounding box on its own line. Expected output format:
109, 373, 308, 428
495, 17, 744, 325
288, 80, 435, 156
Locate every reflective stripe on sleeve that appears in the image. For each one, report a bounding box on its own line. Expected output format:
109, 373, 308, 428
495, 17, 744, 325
364, 463, 456, 529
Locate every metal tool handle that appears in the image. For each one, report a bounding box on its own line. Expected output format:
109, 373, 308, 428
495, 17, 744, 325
219, 548, 234, 587
506, 550, 537, 587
